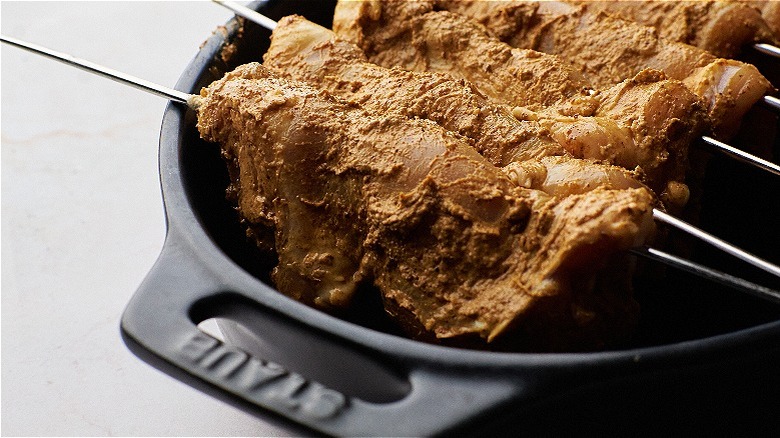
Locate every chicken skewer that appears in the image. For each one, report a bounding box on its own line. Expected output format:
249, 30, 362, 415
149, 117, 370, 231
3, 34, 652, 348
218, 3, 780, 181
334, 1, 776, 129
219, 8, 698, 230
262, 15, 695, 208
327, 1, 780, 177
200, 63, 657, 350
253, 13, 780, 280
743, 1, 780, 39
425, 0, 780, 129
253, 14, 780, 306
569, 0, 780, 59
2, 34, 778, 310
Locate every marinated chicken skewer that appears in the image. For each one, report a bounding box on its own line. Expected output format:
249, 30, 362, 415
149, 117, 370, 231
333, 0, 775, 136
743, 0, 780, 39
3, 34, 779, 350
570, 0, 780, 59
198, 63, 662, 350
222, 4, 706, 211
224, 4, 780, 192
252, 14, 780, 280
328, 0, 780, 177
262, 15, 695, 209
421, 0, 778, 138
247, 13, 780, 280
3, 33, 647, 348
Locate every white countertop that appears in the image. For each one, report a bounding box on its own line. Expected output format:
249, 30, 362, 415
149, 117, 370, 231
6, 1, 780, 436
2, 2, 293, 435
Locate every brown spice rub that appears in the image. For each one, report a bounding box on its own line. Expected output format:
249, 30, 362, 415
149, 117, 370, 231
433, 0, 774, 139
332, 4, 709, 209
196, 63, 656, 351
746, 0, 780, 38
264, 15, 654, 199
265, 18, 563, 164
574, 0, 778, 59
334, 1, 595, 112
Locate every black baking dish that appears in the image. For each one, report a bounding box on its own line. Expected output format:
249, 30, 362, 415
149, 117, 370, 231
121, 0, 780, 435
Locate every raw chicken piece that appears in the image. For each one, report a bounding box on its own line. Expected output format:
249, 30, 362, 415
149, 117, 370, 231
331, 6, 709, 207
431, 0, 774, 138
334, 1, 595, 112
196, 63, 657, 351
264, 15, 652, 199
576, 0, 778, 58
752, 0, 780, 38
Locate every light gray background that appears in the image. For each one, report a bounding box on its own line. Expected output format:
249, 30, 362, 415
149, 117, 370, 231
2, 2, 292, 435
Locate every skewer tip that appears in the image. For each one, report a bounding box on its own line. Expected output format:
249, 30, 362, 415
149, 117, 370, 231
764, 95, 780, 112
754, 42, 780, 59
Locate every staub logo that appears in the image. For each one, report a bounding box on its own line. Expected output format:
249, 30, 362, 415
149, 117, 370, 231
178, 331, 347, 419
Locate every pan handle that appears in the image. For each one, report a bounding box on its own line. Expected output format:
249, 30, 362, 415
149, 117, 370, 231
121, 229, 530, 436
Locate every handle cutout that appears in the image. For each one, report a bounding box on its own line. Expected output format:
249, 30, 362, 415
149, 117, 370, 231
191, 293, 412, 404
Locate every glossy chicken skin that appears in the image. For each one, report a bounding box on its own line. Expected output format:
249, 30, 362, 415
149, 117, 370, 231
332, 4, 709, 208
196, 64, 657, 351
432, 0, 774, 138
576, 0, 778, 58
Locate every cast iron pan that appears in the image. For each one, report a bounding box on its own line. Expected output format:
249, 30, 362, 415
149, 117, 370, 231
121, 0, 780, 435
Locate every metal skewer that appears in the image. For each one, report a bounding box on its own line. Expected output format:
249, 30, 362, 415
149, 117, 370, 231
754, 42, 780, 59
3, 33, 780, 299
0, 35, 196, 107
212, 0, 277, 30
764, 95, 780, 112
214, 1, 780, 178
700, 136, 780, 176
631, 247, 780, 305
652, 209, 780, 278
